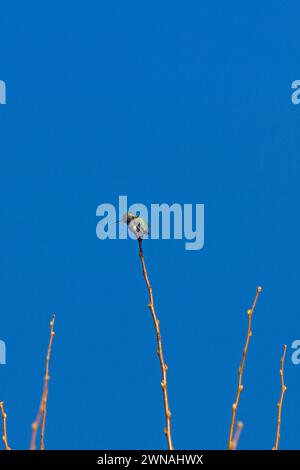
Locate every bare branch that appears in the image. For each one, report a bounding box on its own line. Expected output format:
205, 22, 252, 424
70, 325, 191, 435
137, 239, 173, 450
0, 401, 11, 450
30, 314, 56, 450
228, 286, 262, 450
272, 344, 287, 450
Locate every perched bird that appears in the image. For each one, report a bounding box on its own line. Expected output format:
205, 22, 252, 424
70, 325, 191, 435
123, 212, 149, 239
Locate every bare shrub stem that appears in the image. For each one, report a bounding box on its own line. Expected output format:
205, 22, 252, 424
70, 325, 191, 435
30, 314, 56, 450
228, 287, 262, 450
138, 239, 173, 450
0, 401, 11, 450
272, 344, 287, 450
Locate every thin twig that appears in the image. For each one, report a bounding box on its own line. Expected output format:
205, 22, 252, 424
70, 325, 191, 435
137, 238, 174, 450
228, 286, 262, 450
0, 401, 11, 450
231, 421, 243, 450
272, 344, 287, 450
30, 314, 56, 450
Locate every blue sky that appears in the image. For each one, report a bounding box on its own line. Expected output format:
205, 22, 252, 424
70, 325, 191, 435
0, 1, 300, 450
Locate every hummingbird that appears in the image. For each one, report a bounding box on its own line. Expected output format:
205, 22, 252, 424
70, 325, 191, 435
121, 212, 149, 239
